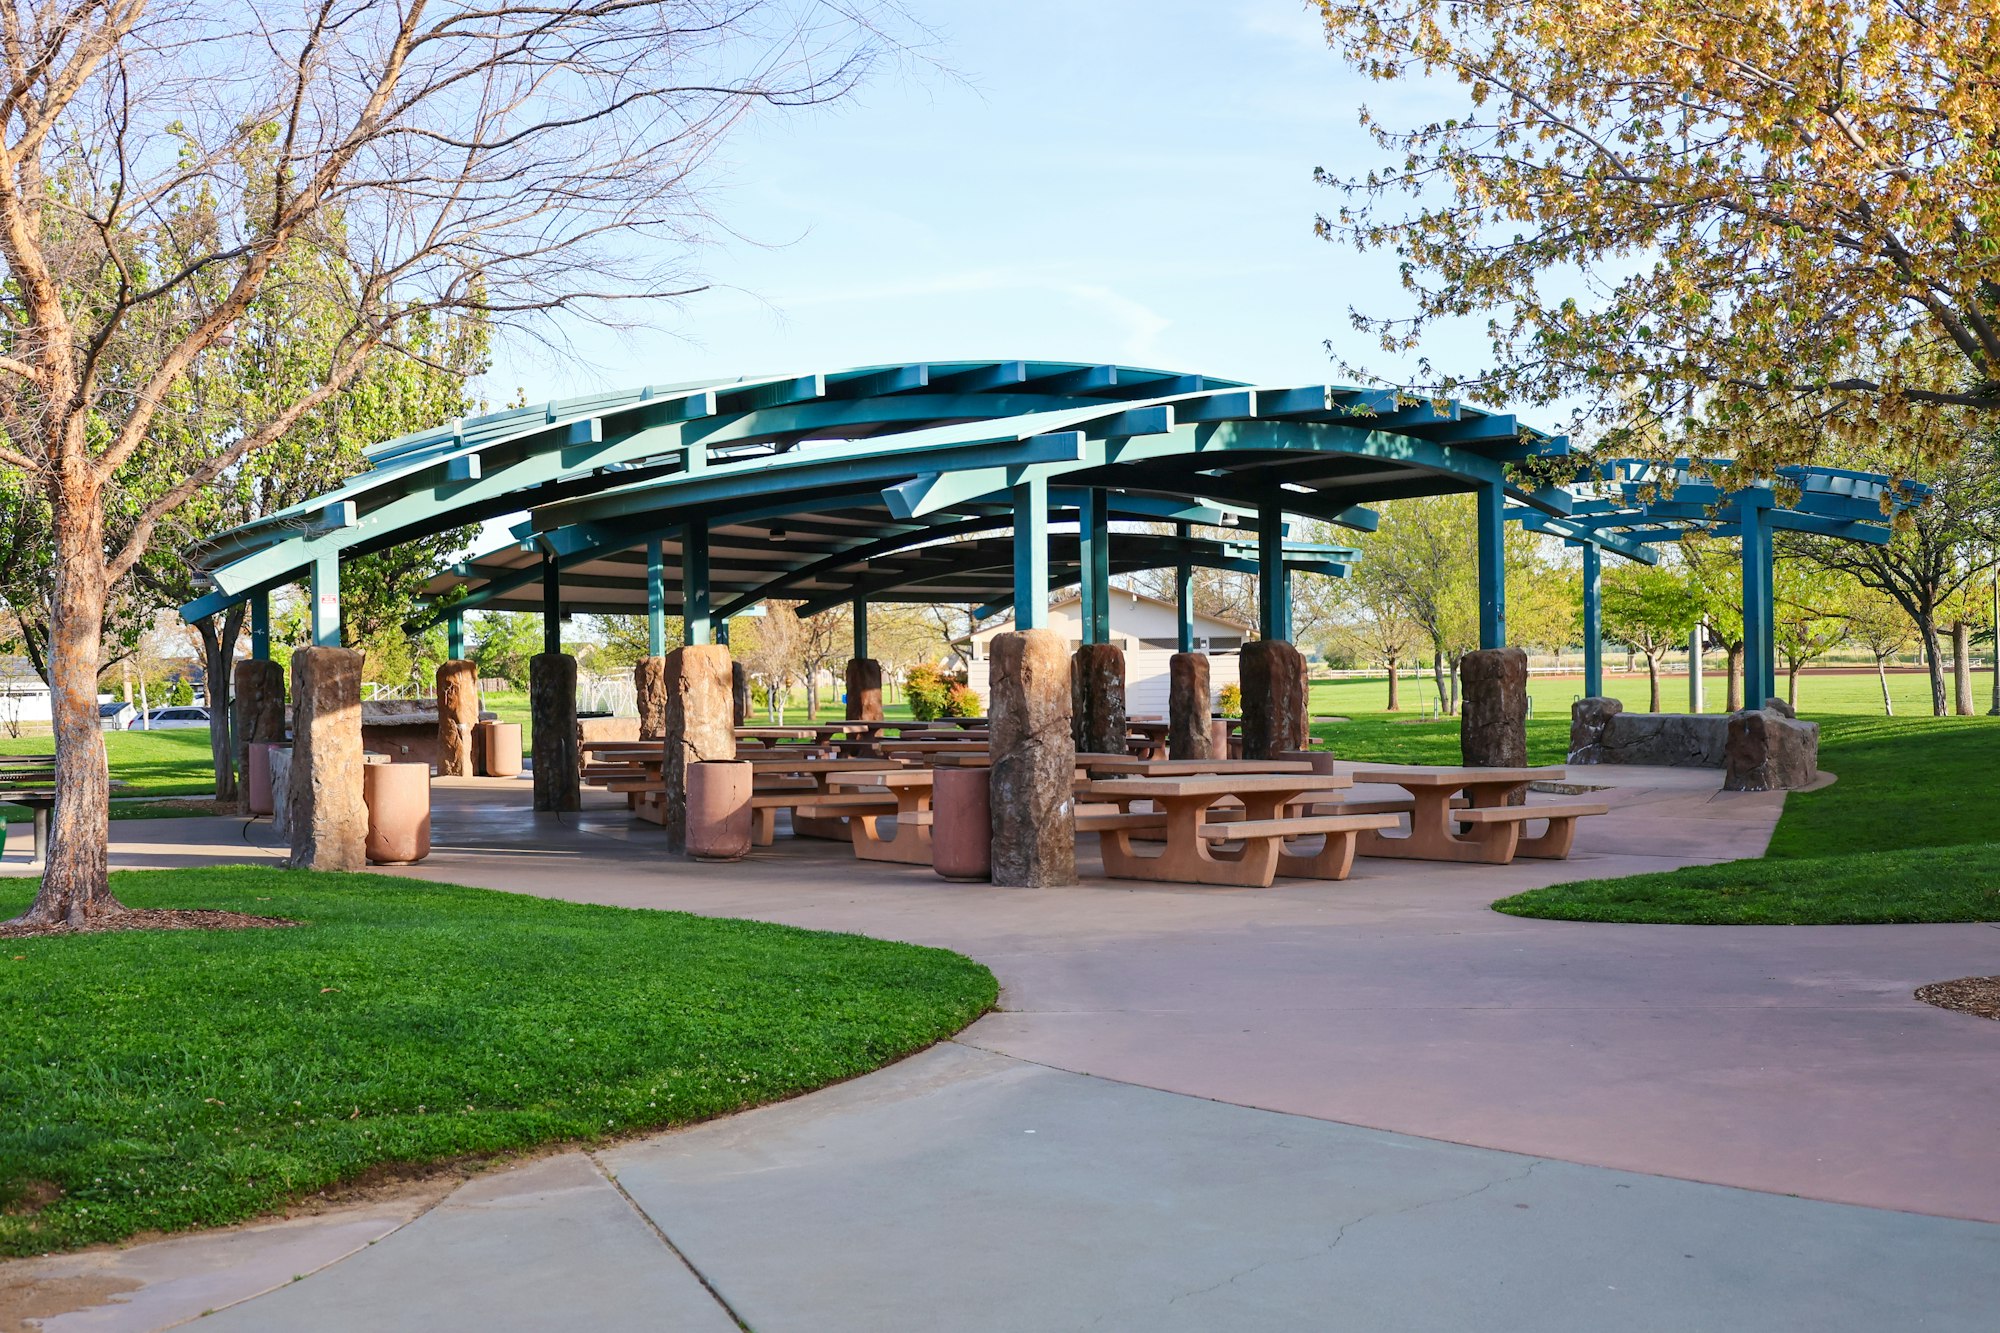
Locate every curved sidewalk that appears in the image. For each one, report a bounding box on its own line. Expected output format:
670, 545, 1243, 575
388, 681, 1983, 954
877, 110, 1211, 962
6, 764, 1998, 1329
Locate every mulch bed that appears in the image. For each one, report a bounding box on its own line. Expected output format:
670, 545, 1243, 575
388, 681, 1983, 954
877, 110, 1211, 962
1915, 976, 2000, 1021
0, 910, 297, 941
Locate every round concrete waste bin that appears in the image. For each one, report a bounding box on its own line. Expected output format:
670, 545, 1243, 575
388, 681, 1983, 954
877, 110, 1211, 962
931, 766, 991, 882
484, 723, 523, 778
246, 742, 278, 815
686, 760, 753, 862
363, 761, 432, 865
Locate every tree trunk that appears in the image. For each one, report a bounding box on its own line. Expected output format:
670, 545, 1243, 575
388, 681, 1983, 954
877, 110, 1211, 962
805, 670, 819, 721
1918, 617, 1947, 716
1726, 644, 1743, 711
15, 487, 120, 926
1877, 655, 1894, 716
1385, 657, 1399, 711
196, 608, 246, 803
1786, 662, 1799, 707
1431, 649, 1448, 714
1952, 621, 1973, 716
1645, 653, 1660, 711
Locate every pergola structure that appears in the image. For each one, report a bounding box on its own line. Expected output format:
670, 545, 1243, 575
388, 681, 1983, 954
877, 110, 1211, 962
1515, 461, 1926, 705
184, 360, 1579, 657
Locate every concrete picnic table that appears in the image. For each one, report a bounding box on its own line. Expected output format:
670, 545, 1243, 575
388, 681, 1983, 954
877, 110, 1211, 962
1080, 772, 1370, 888
1339, 765, 1596, 864
825, 769, 940, 865
1075, 755, 1314, 778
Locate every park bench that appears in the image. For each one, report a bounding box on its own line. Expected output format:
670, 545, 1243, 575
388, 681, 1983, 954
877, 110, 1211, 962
0, 754, 57, 864
1196, 811, 1404, 882
1447, 801, 1610, 860
751, 790, 897, 846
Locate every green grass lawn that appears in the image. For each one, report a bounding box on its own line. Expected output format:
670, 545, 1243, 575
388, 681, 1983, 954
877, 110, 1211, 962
1492, 713, 2000, 925
0, 867, 997, 1255
0, 730, 222, 824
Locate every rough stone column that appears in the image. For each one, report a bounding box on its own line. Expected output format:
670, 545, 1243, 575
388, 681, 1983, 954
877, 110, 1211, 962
1239, 639, 1308, 760
1071, 644, 1127, 755
1168, 652, 1212, 760
287, 646, 366, 871
845, 658, 884, 721
435, 660, 480, 776
529, 653, 580, 813
663, 645, 737, 854
1460, 646, 1529, 783
230, 659, 286, 813
989, 629, 1076, 887
731, 662, 752, 726
635, 657, 668, 740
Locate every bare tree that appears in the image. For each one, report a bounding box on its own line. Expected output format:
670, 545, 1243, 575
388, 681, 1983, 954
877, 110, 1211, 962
796, 606, 848, 721
0, 0, 905, 926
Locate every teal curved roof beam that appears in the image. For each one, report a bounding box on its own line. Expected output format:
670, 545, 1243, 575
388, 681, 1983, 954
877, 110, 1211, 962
411, 528, 1348, 625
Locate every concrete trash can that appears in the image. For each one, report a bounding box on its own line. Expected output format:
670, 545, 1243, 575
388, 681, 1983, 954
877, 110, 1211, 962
363, 761, 432, 865
686, 760, 753, 862
931, 766, 992, 882
246, 742, 278, 815
484, 722, 523, 778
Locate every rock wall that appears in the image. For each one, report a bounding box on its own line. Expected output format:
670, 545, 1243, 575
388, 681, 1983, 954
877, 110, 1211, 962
287, 646, 366, 871
1724, 703, 1819, 791
989, 629, 1077, 887
1569, 697, 1731, 768
1167, 652, 1211, 760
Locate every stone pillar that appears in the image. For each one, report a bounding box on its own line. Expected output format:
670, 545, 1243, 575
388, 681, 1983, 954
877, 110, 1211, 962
731, 661, 752, 726
663, 645, 736, 854
287, 646, 366, 871
1071, 644, 1126, 755
529, 653, 580, 813
988, 629, 1076, 887
435, 660, 479, 776
844, 658, 884, 722
1239, 640, 1307, 760
230, 659, 286, 814
1460, 647, 1529, 780
635, 656, 668, 740
1168, 652, 1211, 760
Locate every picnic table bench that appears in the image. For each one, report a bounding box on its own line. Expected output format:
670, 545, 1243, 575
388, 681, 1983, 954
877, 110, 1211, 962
0, 754, 55, 863
1081, 772, 1393, 887
1336, 766, 1608, 864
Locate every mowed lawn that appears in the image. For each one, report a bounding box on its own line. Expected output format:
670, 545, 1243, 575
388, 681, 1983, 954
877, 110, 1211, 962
0, 868, 997, 1255
1, 729, 222, 825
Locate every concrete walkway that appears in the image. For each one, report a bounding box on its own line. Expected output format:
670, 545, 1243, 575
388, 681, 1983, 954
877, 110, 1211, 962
6, 765, 1999, 1330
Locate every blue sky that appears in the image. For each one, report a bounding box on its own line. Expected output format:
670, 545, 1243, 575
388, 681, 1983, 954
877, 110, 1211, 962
486, 0, 1492, 408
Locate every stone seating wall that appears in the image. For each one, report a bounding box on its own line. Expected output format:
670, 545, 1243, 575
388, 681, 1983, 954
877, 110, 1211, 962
1569, 696, 1819, 792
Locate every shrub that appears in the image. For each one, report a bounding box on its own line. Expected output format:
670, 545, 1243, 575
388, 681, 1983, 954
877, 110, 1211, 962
904, 664, 950, 720
1218, 683, 1242, 718
944, 683, 981, 717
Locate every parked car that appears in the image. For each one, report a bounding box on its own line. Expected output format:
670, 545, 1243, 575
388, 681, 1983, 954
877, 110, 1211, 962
140, 705, 212, 729
99, 700, 138, 731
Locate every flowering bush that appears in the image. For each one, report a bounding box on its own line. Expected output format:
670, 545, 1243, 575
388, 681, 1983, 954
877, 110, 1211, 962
1218, 683, 1242, 718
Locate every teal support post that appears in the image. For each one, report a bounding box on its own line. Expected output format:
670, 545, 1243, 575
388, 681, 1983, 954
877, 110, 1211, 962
853, 599, 869, 659
1257, 502, 1286, 641
310, 554, 340, 647
1012, 476, 1050, 630
1740, 498, 1775, 707
646, 538, 666, 656
684, 518, 712, 646
1477, 481, 1507, 648
446, 610, 464, 662
1079, 489, 1110, 644
541, 555, 562, 656
250, 590, 271, 661
1174, 523, 1194, 654
1580, 543, 1603, 697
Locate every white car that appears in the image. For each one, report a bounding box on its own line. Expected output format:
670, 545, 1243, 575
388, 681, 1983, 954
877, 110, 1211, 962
141, 705, 212, 729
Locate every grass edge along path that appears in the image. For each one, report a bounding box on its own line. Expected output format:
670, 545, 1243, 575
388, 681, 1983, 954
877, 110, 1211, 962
0, 867, 997, 1255
1492, 716, 2000, 926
